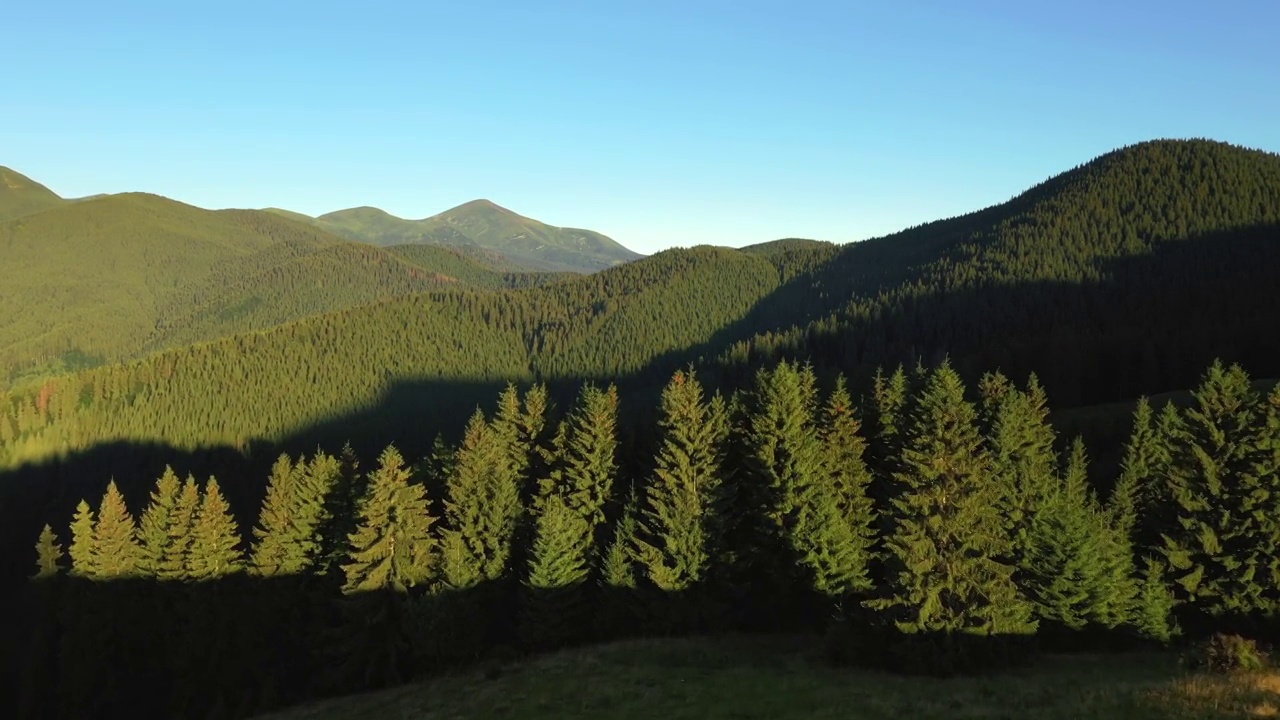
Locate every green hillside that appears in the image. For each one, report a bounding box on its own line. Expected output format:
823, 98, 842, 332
0, 166, 66, 221
304, 198, 644, 272
0, 187, 580, 385
2, 140, 1276, 470
387, 243, 570, 289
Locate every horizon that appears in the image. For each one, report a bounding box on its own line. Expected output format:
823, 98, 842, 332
5, 1, 1279, 254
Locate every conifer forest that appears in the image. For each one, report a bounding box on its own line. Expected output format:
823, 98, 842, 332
3, 139, 1280, 719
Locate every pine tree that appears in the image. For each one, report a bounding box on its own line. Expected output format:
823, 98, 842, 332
250, 454, 302, 576
1160, 361, 1280, 616
815, 376, 877, 597
441, 410, 522, 589
1109, 398, 1167, 545
520, 494, 593, 648
68, 500, 96, 578
186, 477, 243, 580
342, 445, 437, 594
93, 480, 143, 578
635, 369, 729, 592
1133, 557, 1178, 643
250, 452, 337, 577
138, 467, 183, 577
559, 384, 619, 528
158, 476, 200, 581
981, 373, 1058, 571
867, 364, 1035, 639
747, 361, 826, 586
32, 524, 63, 579
601, 490, 640, 593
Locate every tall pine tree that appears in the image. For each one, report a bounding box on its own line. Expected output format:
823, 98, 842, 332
342, 445, 438, 594
635, 370, 730, 593
138, 467, 183, 578
93, 480, 143, 578
1160, 361, 1280, 617
186, 477, 243, 580
32, 524, 63, 579
868, 364, 1035, 654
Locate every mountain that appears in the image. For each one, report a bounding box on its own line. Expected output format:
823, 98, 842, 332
1, 138, 1277, 590
0, 186, 561, 384
0, 166, 65, 221
4, 139, 1277, 478
278, 199, 643, 273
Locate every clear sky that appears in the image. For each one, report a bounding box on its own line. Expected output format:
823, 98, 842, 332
5, 1, 1278, 254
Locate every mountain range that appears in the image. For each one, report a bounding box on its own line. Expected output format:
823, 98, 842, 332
267, 200, 643, 273
1, 138, 1278, 584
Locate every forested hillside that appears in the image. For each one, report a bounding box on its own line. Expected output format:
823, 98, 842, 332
0, 187, 570, 385
3, 140, 1274, 471
273, 198, 643, 272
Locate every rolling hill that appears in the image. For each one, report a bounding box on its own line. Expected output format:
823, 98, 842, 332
2, 139, 1276, 478
273, 199, 643, 273
0, 180, 577, 385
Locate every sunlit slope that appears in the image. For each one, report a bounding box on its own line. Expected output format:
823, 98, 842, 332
0, 166, 65, 221
309, 198, 643, 272
2, 139, 1278, 472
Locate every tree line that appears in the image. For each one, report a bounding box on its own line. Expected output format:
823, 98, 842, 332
13, 358, 1280, 719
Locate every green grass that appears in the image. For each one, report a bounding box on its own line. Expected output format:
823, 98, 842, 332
252, 635, 1280, 720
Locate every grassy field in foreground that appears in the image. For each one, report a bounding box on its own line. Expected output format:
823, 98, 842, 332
256, 635, 1280, 719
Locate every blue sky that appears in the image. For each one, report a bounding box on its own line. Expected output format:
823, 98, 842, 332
5, 1, 1278, 254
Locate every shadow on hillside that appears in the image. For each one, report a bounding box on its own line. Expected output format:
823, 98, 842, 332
2, 222, 1278, 585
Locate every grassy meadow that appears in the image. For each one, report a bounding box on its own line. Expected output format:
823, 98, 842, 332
257, 635, 1280, 720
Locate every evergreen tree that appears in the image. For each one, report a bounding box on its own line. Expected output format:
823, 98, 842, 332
441, 410, 522, 589
868, 364, 1036, 639
1160, 361, 1280, 616
68, 500, 96, 578
157, 476, 200, 581
1133, 557, 1178, 643
635, 370, 729, 592
137, 467, 183, 577
32, 524, 63, 579
815, 376, 877, 597
547, 381, 616, 527
93, 480, 143, 578
342, 445, 437, 594
1109, 398, 1167, 544
601, 490, 640, 593
186, 477, 243, 580
520, 494, 593, 648
250, 452, 337, 578
250, 454, 302, 576
981, 373, 1058, 570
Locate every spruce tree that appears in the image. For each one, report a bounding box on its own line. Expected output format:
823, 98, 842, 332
250, 454, 302, 577
441, 410, 522, 589
520, 494, 592, 648
158, 476, 200, 581
186, 477, 243, 580
342, 445, 438, 594
981, 373, 1058, 571
815, 376, 877, 596
1160, 361, 1280, 616
867, 364, 1035, 641
138, 467, 183, 577
747, 361, 825, 584
33, 524, 63, 579
1108, 398, 1167, 544
93, 480, 143, 578
250, 452, 337, 577
538, 384, 619, 550
1133, 557, 1178, 643
635, 369, 729, 592
68, 500, 96, 578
